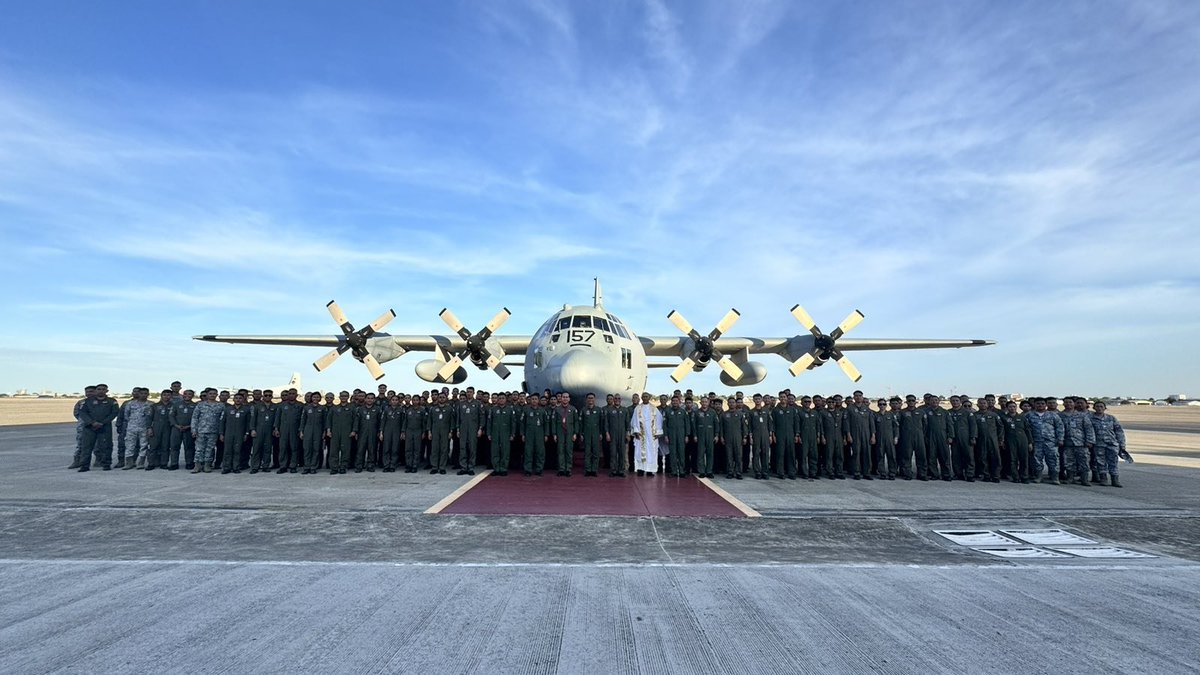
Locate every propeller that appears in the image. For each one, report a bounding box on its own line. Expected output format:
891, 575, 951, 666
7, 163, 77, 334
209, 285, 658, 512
312, 301, 397, 381
665, 309, 745, 383
787, 305, 865, 382
436, 307, 513, 381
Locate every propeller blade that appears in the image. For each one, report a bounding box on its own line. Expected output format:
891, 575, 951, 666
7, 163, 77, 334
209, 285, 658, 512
834, 353, 862, 382
787, 351, 817, 377
790, 304, 818, 334
670, 358, 695, 383
313, 347, 342, 372
666, 310, 695, 337
438, 308, 471, 340
714, 355, 744, 382
436, 354, 464, 382
492, 363, 512, 380
327, 300, 350, 331
368, 309, 397, 333
362, 353, 386, 381
482, 307, 512, 336
831, 310, 865, 340
710, 308, 740, 339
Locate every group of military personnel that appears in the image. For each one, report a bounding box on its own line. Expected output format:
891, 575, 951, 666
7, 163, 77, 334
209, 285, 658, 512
69, 381, 1129, 488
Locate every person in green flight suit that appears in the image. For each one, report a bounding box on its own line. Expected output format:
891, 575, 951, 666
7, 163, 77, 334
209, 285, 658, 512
381, 395, 405, 472
796, 396, 819, 480
719, 399, 747, 479
692, 396, 720, 479
772, 394, 798, 479
299, 392, 326, 475
551, 394, 579, 477
77, 384, 120, 471
455, 391, 484, 476
662, 395, 691, 477
924, 394, 953, 481
273, 390, 303, 474
747, 396, 774, 480
220, 392, 251, 474
604, 394, 629, 477
842, 390, 875, 480
145, 389, 174, 471
355, 393, 381, 473
579, 393, 604, 477
521, 395, 549, 476
248, 389, 277, 474
427, 392, 455, 475
487, 393, 516, 476
403, 394, 429, 473
325, 391, 358, 475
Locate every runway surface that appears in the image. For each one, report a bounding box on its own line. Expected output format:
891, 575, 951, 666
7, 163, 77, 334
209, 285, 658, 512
3, 423, 1199, 674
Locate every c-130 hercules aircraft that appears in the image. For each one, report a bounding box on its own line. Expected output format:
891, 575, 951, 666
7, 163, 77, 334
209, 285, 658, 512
195, 279, 993, 401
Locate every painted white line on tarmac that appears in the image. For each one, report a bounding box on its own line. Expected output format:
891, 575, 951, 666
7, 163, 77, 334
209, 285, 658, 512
424, 469, 493, 514
699, 477, 762, 517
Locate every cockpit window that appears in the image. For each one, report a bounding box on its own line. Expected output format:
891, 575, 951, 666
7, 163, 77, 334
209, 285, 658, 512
572, 315, 592, 328
556, 318, 570, 331
595, 317, 611, 333
614, 323, 629, 339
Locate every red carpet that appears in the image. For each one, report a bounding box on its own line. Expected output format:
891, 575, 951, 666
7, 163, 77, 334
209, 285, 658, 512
440, 472, 747, 518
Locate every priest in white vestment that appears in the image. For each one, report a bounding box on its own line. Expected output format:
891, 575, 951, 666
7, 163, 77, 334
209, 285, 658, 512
630, 392, 664, 475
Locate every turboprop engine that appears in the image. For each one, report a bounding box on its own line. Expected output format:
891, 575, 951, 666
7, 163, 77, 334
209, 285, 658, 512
415, 359, 467, 384
719, 361, 767, 387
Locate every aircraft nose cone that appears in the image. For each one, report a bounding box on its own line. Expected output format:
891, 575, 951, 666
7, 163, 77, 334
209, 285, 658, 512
550, 349, 612, 396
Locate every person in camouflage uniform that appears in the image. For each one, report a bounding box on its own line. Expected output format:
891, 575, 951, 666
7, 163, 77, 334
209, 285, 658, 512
1089, 401, 1126, 487
1061, 397, 1096, 486
190, 389, 225, 473
1022, 396, 1060, 480
122, 388, 153, 470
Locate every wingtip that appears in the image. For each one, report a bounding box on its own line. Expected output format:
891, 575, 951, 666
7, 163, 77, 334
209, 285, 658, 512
193, 335, 215, 341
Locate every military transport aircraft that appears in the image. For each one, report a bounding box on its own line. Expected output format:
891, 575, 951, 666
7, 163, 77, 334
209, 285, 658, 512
194, 279, 993, 401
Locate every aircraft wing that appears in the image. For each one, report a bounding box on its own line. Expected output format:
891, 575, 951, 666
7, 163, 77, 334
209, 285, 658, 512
638, 336, 992, 357
193, 334, 535, 353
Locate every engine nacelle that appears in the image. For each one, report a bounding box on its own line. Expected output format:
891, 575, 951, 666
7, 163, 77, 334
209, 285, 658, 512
719, 361, 767, 387
415, 359, 467, 384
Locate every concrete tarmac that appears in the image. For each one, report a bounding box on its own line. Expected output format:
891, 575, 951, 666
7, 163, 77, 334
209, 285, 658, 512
3, 423, 1200, 674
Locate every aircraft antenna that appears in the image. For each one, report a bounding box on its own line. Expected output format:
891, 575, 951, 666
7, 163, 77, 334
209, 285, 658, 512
593, 278, 603, 308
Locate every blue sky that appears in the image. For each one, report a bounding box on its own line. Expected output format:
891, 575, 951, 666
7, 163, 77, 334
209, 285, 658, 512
1, 0, 1197, 398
